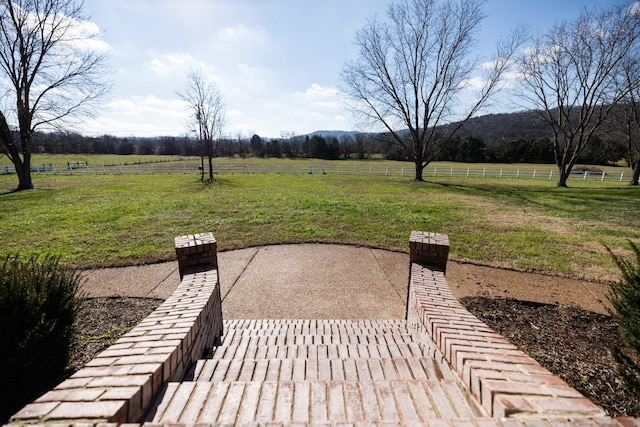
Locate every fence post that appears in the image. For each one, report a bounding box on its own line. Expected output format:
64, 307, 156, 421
549, 170, 553, 179
516, 169, 520, 178
620, 172, 625, 182
601, 171, 606, 182
434, 167, 437, 177
583, 171, 588, 181
500, 168, 503, 178
532, 170, 536, 179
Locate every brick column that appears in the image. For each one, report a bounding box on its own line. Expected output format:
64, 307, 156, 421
175, 232, 218, 278
409, 230, 449, 273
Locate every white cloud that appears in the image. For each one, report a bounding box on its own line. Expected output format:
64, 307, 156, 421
148, 52, 198, 78
80, 95, 188, 136
74, 2, 382, 138
304, 83, 337, 98
68, 19, 111, 53
226, 83, 349, 137
208, 24, 272, 62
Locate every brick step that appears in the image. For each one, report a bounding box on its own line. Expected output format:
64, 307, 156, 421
219, 327, 415, 346
223, 318, 408, 335
193, 356, 454, 382
209, 340, 424, 360
221, 328, 414, 344
147, 379, 484, 424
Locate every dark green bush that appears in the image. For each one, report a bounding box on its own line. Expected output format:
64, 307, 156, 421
0, 254, 84, 424
608, 242, 640, 355
607, 242, 640, 406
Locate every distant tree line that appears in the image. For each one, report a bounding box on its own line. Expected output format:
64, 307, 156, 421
21, 127, 628, 167
390, 134, 626, 166
24, 131, 383, 160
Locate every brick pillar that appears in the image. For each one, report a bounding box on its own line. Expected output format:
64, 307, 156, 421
409, 230, 449, 273
175, 232, 218, 278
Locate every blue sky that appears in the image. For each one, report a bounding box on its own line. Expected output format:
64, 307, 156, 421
80, 0, 628, 139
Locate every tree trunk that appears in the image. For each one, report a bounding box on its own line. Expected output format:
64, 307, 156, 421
0, 112, 33, 191
631, 161, 640, 186
15, 163, 34, 191
556, 155, 574, 188
207, 139, 214, 181
557, 164, 570, 187
414, 161, 424, 181
556, 172, 569, 187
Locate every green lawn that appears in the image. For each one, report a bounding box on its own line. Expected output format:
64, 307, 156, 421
0, 163, 638, 282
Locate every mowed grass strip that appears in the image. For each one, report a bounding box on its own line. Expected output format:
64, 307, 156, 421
0, 172, 638, 281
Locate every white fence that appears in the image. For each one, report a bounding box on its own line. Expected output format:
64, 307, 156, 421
0, 163, 631, 183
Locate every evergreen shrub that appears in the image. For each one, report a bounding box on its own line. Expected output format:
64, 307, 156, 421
0, 254, 84, 424
607, 242, 640, 409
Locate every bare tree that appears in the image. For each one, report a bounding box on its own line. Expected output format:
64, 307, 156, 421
177, 69, 225, 181
280, 131, 303, 159
517, 4, 640, 187
621, 102, 640, 186
340, 0, 522, 181
620, 58, 640, 185
0, 0, 110, 191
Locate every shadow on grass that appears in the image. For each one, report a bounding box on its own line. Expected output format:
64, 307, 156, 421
197, 176, 235, 189
428, 180, 639, 222
0, 187, 32, 196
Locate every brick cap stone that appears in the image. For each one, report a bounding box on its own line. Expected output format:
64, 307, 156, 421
174, 233, 216, 249
410, 230, 450, 247
409, 230, 450, 272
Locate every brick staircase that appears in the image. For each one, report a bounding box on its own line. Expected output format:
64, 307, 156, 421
8, 231, 640, 427
146, 319, 484, 424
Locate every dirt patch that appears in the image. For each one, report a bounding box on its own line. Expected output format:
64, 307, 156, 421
447, 261, 611, 314
69, 297, 162, 372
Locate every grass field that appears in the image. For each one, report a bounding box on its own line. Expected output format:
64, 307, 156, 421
0, 157, 638, 282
